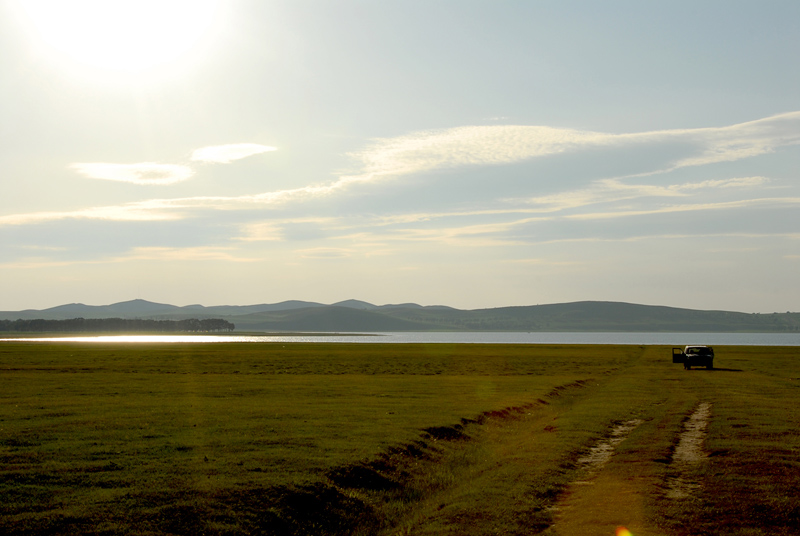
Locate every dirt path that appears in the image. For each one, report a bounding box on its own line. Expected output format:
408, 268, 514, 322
665, 402, 712, 499
549, 419, 644, 534
572, 419, 643, 484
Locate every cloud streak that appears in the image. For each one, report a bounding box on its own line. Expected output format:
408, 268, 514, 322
69, 142, 276, 187
190, 143, 277, 163
296, 247, 353, 259
513, 176, 773, 213
4, 113, 799, 228
70, 162, 194, 185
0, 246, 255, 269
120, 246, 256, 262
565, 197, 800, 220
344, 111, 800, 182
0, 203, 181, 226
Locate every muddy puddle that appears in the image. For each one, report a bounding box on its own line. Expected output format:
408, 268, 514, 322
666, 402, 711, 499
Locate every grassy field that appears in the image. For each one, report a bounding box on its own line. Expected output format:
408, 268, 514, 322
1, 342, 798, 535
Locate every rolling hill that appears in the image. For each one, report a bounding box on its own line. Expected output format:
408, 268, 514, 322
2, 300, 799, 333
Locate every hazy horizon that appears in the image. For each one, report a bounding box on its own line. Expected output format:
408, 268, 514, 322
2, 1, 799, 313
3, 297, 793, 317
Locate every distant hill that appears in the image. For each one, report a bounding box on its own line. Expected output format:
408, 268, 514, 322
1, 299, 799, 333
3, 300, 326, 321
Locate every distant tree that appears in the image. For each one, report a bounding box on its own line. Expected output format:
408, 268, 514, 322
0, 318, 234, 333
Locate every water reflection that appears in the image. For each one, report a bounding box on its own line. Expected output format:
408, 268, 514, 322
0, 332, 798, 345
0, 334, 384, 343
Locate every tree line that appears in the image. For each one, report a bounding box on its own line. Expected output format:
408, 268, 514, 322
0, 318, 235, 333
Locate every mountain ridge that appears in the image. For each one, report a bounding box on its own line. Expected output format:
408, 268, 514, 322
2, 299, 799, 333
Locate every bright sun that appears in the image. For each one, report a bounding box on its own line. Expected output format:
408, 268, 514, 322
17, 0, 220, 72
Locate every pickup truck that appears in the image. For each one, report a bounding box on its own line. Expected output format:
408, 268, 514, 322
672, 345, 714, 370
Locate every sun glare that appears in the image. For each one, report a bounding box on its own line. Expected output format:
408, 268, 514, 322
16, 0, 220, 72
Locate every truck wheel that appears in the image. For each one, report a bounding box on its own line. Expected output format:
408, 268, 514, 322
707, 363, 713, 370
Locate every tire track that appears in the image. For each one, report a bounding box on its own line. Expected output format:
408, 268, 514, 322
550, 418, 644, 532
572, 419, 644, 485
666, 402, 712, 499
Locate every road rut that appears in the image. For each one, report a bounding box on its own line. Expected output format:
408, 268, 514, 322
666, 402, 712, 499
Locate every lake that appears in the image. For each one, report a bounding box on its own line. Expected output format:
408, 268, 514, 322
1, 332, 798, 345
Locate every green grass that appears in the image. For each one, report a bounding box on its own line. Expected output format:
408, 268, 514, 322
1, 342, 799, 535
668, 347, 800, 536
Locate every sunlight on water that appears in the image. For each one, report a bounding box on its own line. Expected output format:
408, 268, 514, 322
0, 335, 238, 343
0, 332, 797, 345
0, 334, 386, 343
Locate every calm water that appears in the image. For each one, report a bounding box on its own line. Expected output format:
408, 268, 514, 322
1, 332, 798, 345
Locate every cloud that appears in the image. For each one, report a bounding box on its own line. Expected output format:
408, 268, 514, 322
69, 142, 275, 186
344, 111, 800, 183
296, 247, 353, 259
565, 197, 800, 220
0, 177, 789, 232
675, 176, 770, 190
343, 125, 609, 182
236, 222, 284, 242
513, 176, 773, 213
120, 246, 256, 262
4, 113, 799, 228
236, 218, 339, 242
70, 162, 194, 185
503, 258, 582, 266
190, 143, 277, 163
334, 220, 535, 249
671, 113, 800, 168
0, 187, 338, 226
0, 202, 181, 226
0, 246, 255, 269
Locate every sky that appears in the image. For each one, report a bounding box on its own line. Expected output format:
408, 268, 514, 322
1, 0, 799, 313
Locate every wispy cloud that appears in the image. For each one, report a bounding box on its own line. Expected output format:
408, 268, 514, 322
0, 246, 255, 269
0, 187, 339, 225
343, 125, 609, 182
0, 202, 181, 226
236, 218, 339, 242
521, 232, 800, 247
671, 113, 800, 168
0, 177, 788, 230
514, 176, 773, 213
69, 142, 276, 187
565, 197, 800, 220
120, 246, 256, 262
333, 221, 533, 249
190, 143, 277, 163
4, 114, 798, 229
502, 258, 582, 266
675, 176, 770, 190
204, 115, 791, 206
345, 112, 800, 182
70, 163, 194, 185
296, 247, 353, 259
236, 222, 285, 242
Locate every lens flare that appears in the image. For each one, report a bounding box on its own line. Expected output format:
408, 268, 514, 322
616, 527, 633, 536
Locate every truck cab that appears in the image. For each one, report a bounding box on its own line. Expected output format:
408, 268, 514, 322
672, 345, 714, 370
